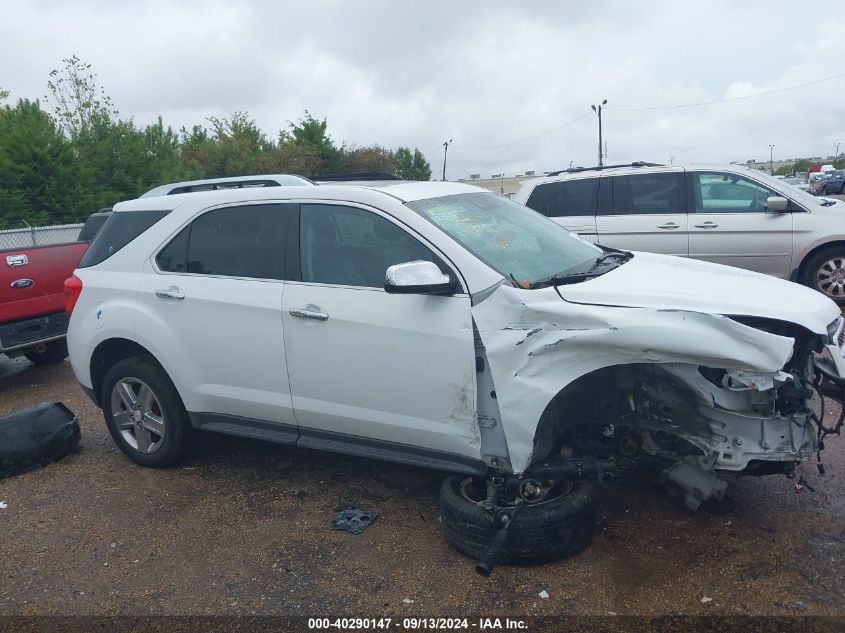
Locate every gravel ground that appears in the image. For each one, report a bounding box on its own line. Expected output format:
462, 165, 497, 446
0, 355, 843, 620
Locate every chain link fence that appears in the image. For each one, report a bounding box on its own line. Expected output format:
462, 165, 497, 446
0, 224, 84, 251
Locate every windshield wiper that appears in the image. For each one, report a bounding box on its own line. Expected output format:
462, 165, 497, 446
526, 249, 633, 288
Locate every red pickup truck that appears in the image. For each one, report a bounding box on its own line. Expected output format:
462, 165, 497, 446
0, 212, 109, 365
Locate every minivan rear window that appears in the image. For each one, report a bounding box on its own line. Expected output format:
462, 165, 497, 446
78, 210, 170, 268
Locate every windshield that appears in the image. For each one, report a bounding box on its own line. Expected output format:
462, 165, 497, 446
406, 192, 602, 284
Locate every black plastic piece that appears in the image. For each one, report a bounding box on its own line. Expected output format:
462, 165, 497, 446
0, 402, 80, 479
331, 503, 378, 535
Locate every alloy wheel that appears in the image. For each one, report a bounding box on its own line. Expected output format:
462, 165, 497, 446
110, 377, 166, 453
816, 257, 845, 298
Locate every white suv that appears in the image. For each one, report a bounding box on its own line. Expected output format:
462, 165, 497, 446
66, 181, 845, 571
514, 163, 845, 303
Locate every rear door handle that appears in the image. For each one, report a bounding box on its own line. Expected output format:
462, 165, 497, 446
694, 221, 719, 229
657, 222, 680, 230
289, 306, 329, 321
155, 286, 185, 300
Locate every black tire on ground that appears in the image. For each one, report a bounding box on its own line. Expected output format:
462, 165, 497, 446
24, 340, 68, 365
101, 356, 197, 468
802, 246, 845, 305
439, 476, 596, 565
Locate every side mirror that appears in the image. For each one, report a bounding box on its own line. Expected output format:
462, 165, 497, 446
384, 261, 455, 295
766, 196, 789, 212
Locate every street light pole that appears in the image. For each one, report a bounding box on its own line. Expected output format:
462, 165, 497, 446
836, 142, 841, 165
442, 139, 452, 181
769, 144, 775, 175
591, 100, 607, 167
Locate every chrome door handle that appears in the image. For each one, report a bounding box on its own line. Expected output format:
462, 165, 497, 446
155, 286, 185, 300
657, 222, 680, 230
289, 306, 329, 321
694, 222, 719, 229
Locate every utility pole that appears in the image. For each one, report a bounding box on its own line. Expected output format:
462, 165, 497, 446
442, 139, 452, 181
591, 100, 607, 167
836, 142, 841, 165
669, 155, 675, 165
769, 144, 775, 175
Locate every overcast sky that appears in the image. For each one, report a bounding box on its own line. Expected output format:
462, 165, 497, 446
2, 0, 844, 179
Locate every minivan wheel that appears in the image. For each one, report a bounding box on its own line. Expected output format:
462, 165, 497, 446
101, 357, 196, 467
24, 340, 68, 365
804, 247, 845, 304
439, 476, 596, 566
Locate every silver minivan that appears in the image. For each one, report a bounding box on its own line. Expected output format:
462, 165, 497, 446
514, 163, 845, 303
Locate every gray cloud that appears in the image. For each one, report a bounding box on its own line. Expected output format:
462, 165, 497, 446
2, 0, 843, 179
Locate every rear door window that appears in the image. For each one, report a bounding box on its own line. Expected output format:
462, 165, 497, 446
156, 204, 288, 280
525, 179, 598, 217
78, 210, 170, 268
608, 173, 684, 215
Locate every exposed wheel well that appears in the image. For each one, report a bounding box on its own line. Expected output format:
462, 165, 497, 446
798, 240, 845, 282
89, 338, 158, 407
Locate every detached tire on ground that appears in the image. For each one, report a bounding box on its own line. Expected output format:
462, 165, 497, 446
439, 476, 596, 565
24, 340, 68, 365
101, 356, 197, 468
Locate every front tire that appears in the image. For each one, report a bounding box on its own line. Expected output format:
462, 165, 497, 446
803, 247, 845, 305
439, 476, 596, 565
24, 340, 68, 365
101, 356, 196, 467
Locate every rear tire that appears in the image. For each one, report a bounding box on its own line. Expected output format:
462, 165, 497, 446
101, 356, 196, 467
24, 340, 68, 365
803, 247, 845, 305
439, 476, 596, 565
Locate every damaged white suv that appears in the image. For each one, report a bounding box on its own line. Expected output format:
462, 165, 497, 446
66, 182, 845, 573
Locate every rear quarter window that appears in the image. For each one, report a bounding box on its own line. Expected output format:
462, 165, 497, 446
78, 210, 170, 268
525, 179, 598, 217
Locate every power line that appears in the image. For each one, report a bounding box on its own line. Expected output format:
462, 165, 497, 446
606, 73, 845, 111
456, 113, 591, 150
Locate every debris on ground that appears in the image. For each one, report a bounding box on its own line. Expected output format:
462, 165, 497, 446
538, 590, 549, 599
402, 598, 414, 604
700, 596, 713, 604
0, 402, 79, 479
0, 501, 7, 509
331, 503, 378, 535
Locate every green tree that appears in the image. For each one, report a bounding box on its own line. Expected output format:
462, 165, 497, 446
282, 111, 341, 174
0, 99, 91, 227
45, 55, 117, 141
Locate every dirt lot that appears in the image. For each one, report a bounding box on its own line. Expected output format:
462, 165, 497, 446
0, 355, 844, 621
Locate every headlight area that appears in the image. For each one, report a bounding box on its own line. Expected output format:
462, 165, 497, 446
526, 354, 831, 512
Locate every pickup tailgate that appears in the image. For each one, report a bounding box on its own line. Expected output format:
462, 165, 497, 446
0, 242, 89, 323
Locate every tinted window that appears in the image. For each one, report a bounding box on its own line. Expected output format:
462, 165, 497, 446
525, 179, 598, 217
157, 204, 286, 279
77, 212, 111, 242
78, 210, 170, 268
300, 204, 437, 288
407, 193, 600, 285
693, 172, 777, 213
155, 226, 190, 273
610, 173, 683, 215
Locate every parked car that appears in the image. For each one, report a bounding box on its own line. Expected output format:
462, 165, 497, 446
514, 163, 845, 303
820, 170, 845, 195
65, 182, 845, 569
0, 211, 107, 365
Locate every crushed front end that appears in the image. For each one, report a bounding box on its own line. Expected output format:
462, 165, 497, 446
525, 315, 845, 511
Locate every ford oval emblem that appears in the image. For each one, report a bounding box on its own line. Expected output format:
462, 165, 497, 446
10, 279, 34, 289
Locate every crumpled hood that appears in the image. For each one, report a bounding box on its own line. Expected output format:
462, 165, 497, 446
557, 251, 840, 335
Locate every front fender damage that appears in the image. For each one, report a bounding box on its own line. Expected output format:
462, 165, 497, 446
471, 285, 797, 476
